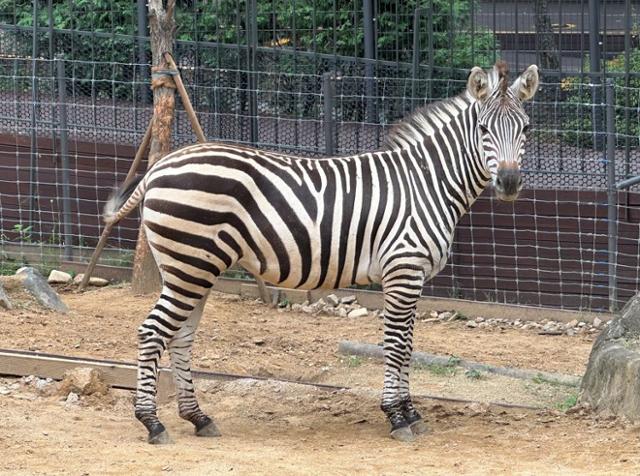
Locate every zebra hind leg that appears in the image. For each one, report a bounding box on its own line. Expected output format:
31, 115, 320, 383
168, 290, 221, 437
380, 266, 425, 442
135, 283, 213, 444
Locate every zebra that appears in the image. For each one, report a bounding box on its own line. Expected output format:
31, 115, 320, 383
103, 61, 539, 444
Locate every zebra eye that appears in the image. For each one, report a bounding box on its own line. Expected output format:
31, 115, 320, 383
479, 124, 490, 135
522, 124, 531, 135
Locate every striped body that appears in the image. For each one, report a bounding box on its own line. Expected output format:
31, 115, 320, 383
106, 62, 539, 443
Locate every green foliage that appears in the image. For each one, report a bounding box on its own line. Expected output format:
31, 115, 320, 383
2, 0, 496, 70
345, 355, 363, 368
464, 368, 484, 380
561, 49, 640, 149
555, 393, 578, 412
413, 355, 461, 376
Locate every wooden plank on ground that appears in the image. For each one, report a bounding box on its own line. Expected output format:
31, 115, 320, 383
0, 349, 174, 400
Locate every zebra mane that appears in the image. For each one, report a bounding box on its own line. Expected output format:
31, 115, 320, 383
383, 61, 511, 150
382, 95, 468, 150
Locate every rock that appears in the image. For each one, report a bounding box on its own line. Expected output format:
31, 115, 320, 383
580, 293, 640, 421
291, 303, 303, 312
65, 392, 80, 406
58, 368, 109, 397
35, 377, 53, 392
578, 321, 586, 327
253, 338, 265, 346
47, 270, 72, 284
429, 310, 439, 319
340, 295, 357, 305
325, 294, 340, 307
566, 328, 576, 337
565, 319, 579, 330
88, 277, 109, 287
466, 401, 490, 416
438, 311, 454, 321
73, 274, 108, 286
16, 267, 68, 314
465, 320, 478, 328
337, 308, 348, 318
593, 317, 603, 329
0, 282, 12, 310
301, 305, 314, 314
475, 317, 485, 323
347, 308, 369, 318
447, 312, 460, 322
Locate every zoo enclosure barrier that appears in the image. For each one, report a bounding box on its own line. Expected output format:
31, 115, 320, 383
1, 0, 640, 313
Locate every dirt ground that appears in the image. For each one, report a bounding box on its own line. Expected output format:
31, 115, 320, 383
2, 285, 639, 475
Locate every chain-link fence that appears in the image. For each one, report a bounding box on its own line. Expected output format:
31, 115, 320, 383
1, 0, 640, 313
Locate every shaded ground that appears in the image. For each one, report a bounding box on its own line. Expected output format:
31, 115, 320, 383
1, 285, 631, 475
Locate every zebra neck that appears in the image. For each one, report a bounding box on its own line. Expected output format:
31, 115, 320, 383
393, 105, 489, 225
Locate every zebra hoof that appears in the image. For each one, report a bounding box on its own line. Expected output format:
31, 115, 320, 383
390, 426, 415, 442
195, 421, 222, 438
148, 430, 173, 445
409, 419, 429, 435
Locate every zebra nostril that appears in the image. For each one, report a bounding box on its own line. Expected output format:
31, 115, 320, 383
496, 177, 503, 187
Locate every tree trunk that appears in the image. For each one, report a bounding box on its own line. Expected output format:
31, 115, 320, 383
131, 0, 176, 294
535, 0, 560, 70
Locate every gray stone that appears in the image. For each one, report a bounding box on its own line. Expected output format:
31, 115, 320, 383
47, 270, 72, 284
465, 320, 478, 328
438, 311, 454, 320
565, 319, 579, 329
74, 273, 109, 287
347, 308, 368, 318
88, 277, 109, 287
337, 308, 348, 318
340, 295, 357, 305
475, 317, 485, 323
301, 305, 314, 314
16, 267, 68, 314
429, 310, 439, 319
593, 317, 603, 329
0, 282, 11, 310
581, 293, 640, 421
65, 392, 79, 406
325, 294, 340, 307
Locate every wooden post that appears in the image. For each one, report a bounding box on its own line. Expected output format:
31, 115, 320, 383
78, 121, 153, 292
131, 0, 177, 295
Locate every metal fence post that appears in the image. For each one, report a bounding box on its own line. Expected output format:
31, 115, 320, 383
323, 72, 336, 156
426, 0, 434, 100
606, 80, 618, 312
363, 0, 376, 123
246, 0, 259, 145
589, 0, 604, 151
137, 0, 149, 104
411, 7, 423, 109
56, 57, 73, 261
28, 0, 39, 230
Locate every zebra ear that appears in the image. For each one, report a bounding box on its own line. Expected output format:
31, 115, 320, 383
511, 65, 540, 102
467, 66, 490, 101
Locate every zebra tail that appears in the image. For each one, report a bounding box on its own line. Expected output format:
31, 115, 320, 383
103, 175, 146, 225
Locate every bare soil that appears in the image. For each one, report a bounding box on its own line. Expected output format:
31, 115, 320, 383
1, 285, 637, 475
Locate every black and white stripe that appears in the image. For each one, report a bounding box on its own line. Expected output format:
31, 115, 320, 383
105, 61, 539, 443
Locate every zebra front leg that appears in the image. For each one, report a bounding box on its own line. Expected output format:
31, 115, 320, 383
380, 266, 425, 442
168, 291, 221, 437
135, 284, 210, 444
398, 315, 429, 435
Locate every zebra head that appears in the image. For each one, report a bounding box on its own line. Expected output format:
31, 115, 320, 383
467, 61, 539, 202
